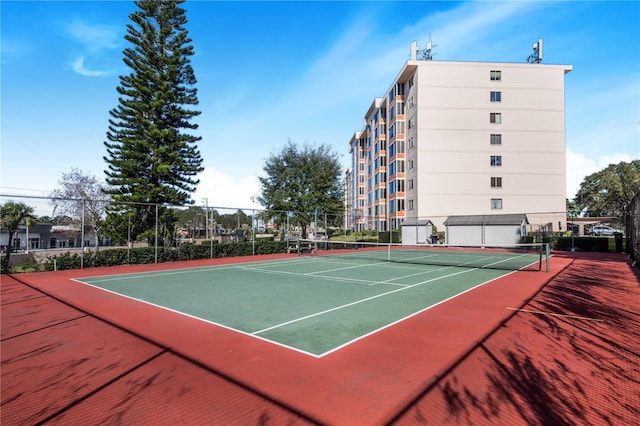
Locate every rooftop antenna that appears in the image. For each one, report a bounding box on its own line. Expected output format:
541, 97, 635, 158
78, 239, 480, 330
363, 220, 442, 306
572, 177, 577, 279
526, 38, 543, 63
421, 34, 437, 60
410, 41, 419, 60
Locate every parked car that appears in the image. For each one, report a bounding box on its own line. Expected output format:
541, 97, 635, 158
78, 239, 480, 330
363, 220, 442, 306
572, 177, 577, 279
588, 225, 617, 236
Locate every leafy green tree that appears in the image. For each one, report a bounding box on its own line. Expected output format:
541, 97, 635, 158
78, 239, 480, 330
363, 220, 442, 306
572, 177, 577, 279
566, 198, 581, 218
210, 209, 250, 234
50, 169, 109, 251
103, 0, 203, 244
0, 202, 35, 272
258, 140, 344, 238
575, 160, 640, 218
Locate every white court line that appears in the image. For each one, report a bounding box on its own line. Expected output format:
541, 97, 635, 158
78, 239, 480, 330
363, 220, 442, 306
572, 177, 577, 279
250, 267, 477, 336
76, 256, 317, 283
318, 269, 517, 357
238, 260, 455, 288
237, 266, 382, 286
395, 251, 525, 268
72, 278, 323, 358
72, 254, 527, 358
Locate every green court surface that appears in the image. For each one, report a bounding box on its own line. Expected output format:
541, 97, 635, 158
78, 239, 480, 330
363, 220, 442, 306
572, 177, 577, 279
76, 253, 537, 357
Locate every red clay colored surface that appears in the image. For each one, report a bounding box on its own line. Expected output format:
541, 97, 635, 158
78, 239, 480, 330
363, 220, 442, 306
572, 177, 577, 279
47, 351, 313, 425
1, 251, 639, 425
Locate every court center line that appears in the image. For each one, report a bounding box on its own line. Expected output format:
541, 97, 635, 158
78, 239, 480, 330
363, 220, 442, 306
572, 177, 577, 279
304, 260, 450, 283
238, 261, 454, 288
250, 267, 478, 335
237, 266, 383, 285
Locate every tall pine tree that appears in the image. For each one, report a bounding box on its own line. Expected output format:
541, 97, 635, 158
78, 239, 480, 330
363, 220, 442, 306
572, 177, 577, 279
103, 0, 203, 244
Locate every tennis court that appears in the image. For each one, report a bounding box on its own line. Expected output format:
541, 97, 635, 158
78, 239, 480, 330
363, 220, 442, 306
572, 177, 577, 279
76, 245, 546, 356
4, 250, 639, 425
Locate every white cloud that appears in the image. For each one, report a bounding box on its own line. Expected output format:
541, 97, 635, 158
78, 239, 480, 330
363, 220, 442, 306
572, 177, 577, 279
71, 57, 106, 76
192, 166, 261, 211
66, 20, 119, 51
566, 148, 636, 199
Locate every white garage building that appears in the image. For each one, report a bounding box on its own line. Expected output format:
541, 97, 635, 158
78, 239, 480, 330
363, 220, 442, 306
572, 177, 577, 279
401, 219, 434, 245
444, 214, 529, 246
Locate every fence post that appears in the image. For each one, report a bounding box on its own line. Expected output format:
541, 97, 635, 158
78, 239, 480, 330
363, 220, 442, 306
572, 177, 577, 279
155, 204, 158, 263
81, 200, 85, 269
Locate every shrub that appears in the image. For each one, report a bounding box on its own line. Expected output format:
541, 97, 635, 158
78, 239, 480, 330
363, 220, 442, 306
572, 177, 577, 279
44, 252, 83, 271
555, 236, 610, 252
31, 240, 289, 273
379, 230, 401, 243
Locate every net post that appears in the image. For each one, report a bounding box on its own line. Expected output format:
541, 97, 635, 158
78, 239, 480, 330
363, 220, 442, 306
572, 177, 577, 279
544, 243, 550, 272
297, 238, 301, 256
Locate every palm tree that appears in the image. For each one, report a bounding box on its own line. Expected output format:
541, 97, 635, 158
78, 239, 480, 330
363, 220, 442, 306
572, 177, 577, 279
1, 202, 35, 272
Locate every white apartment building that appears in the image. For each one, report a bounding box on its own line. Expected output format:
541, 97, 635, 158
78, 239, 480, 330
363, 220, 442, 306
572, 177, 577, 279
346, 42, 572, 235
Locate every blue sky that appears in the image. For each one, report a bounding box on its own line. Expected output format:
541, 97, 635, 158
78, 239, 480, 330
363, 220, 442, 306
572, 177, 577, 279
2, 0, 639, 213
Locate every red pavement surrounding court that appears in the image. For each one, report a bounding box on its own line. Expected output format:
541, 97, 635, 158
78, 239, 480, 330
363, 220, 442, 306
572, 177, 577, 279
1, 251, 639, 425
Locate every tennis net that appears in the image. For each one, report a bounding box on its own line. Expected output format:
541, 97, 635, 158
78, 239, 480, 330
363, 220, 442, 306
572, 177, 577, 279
292, 240, 550, 272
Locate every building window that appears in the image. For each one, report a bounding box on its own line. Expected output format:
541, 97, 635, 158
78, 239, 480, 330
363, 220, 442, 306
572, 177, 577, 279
408, 200, 414, 210
490, 70, 501, 81
491, 198, 503, 209
408, 179, 414, 189
389, 86, 396, 104
397, 179, 405, 192
408, 137, 414, 149
408, 159, 414, 170
490, 134, 502, 145
397, 199, 405, 211
491, 177, 502, 188
490, 91, 502, 102
408, 117, 415, 129
491, 155, 502, 166
490, 113, 502, 124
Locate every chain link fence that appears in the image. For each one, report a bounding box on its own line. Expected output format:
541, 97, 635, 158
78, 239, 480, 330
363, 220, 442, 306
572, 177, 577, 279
6, 192, 631, 270
626, 191, 640, 266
